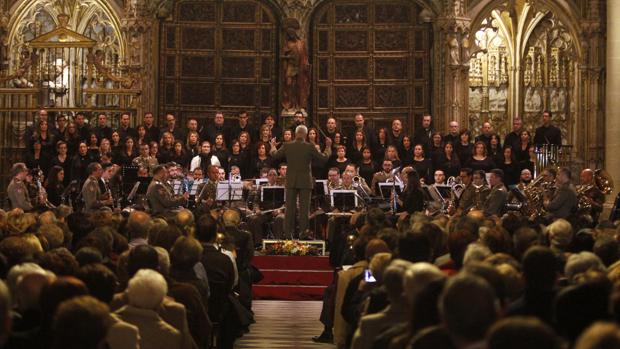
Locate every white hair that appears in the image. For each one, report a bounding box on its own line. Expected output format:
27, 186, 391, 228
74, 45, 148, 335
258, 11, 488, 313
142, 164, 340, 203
295, 125, 308, 137
463, 242, 492, 266
7, 263, 46, 295
154, 246, 170, 278
127, 269, 168, 309
565, 251, 606, 283
403, 262, 445, 306
383, 260, 412, 300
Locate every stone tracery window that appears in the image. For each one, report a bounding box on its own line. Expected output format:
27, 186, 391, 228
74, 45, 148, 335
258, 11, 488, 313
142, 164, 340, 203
468, 14, 510, 136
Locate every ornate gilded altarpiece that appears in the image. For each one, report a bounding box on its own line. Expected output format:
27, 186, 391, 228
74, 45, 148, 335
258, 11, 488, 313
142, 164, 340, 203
159, 0, 279, 125
311, 0, 431, 136
468, 3, 578, 147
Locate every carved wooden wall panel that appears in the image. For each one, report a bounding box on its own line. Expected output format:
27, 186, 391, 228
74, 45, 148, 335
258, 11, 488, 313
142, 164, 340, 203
311, 0, 431, 136
160, 0, 278, 125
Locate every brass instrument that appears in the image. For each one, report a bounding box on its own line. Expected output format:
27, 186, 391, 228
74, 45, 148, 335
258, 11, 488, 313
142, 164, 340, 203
34, 169, 55, 209
521, 170, 549, 218
468, 183, 487, 212
446, 176, 465, 214
595, 169, 614, 194
577, 184, 595, 212
576, 169, 614, 212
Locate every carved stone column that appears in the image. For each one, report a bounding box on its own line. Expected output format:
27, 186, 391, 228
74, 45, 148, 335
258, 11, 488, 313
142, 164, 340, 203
580, 0, 605, 171
122, 0, 169, 122
434, 0, 471, 132
606, 0, 620, 204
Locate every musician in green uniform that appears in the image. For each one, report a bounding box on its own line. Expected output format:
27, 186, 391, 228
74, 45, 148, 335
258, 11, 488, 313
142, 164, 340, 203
7, 163, 34, 211
81, 162, 113, 214
146, 165, 188, 218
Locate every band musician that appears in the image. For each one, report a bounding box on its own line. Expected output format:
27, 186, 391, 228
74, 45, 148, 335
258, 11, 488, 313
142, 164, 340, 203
468, 170, 490, 212
455, 168, 474, 216
246, 168, 285, 245
82, 162, 114, 214
270, 125, 332, 238
483, 169, 508, 217
195, 164, 220, 217
146, 164, 188, 218
577, 169, 605, 224
544, 167, 578, 221
7, 163, 34, 211
371, 160, 393, 196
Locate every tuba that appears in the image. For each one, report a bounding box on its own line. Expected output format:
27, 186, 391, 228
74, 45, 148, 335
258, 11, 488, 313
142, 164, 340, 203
577, 169, 614, 212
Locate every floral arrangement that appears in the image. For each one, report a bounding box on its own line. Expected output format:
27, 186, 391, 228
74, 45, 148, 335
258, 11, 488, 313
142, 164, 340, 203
263, 240, 320, 256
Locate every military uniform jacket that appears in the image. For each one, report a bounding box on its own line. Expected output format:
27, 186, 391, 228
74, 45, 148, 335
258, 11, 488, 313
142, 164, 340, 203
484, 184, 508, 216
547, 183, 578, 219
371, 171, 390, 196
458, 184, 476, 212
82, 176, 106, 213
7, 178, 33, 211
147, 179, 187, 215
271, 139, 330, 189
196, 180, 217, 205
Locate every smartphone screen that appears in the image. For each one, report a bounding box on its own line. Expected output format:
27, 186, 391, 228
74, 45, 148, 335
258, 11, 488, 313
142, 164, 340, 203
364, 269, 376, 283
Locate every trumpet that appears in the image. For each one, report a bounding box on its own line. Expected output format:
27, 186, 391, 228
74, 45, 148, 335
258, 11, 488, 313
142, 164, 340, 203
353, 175, 362, 183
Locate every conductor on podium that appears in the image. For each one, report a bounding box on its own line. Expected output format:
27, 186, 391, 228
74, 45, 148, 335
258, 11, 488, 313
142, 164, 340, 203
271, 124, 331, 238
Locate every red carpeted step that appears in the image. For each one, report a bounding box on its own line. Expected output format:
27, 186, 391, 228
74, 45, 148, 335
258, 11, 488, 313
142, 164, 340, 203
252, 256, 334, 301
253, 255, 331, 271
253, 285, 327, 301
259, 269, 333, 286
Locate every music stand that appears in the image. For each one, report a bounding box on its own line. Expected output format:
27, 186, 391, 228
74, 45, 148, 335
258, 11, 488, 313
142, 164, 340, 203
435, 185, 452, 201
330, 190, 357, 211
314, 180, 328, 196
509, 186, 527, 202
261, 186, 285, 206
216, 181, 244, 201
255, 178, 268, 186
379, 183, 402, 200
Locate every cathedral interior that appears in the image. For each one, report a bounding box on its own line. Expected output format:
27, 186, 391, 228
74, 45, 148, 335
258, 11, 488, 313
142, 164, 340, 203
0, 0, 614, 200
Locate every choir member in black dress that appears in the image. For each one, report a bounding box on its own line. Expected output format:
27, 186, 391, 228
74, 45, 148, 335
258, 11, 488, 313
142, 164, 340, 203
172, 140, 191, 169
513, 130, 532, 163
347, 129, 366, 165
71, 142, 93, 183
357, 147, 377, 186
252, 141, 272, 177
25, 140, 51, 177
411, 144, 433, 184
373, 127, 389, 162
328, 145, 350, 174
51, 140, 71, 186
468, 141, 495, 173
455, 129, 474, 165
115, 137, 139, 167
185, 131, 201, 158
45, 165, 65, 207
213, 133, 230, 174
399, 135, 414, 167
435, 142, 461, 178
384, 145, 402, 170
229, 139, 250, 179
499, 146, 519, 186
488, 134, 503, 164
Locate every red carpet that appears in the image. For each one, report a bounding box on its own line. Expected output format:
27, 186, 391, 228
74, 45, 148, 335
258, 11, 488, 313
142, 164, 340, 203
252, 256, 333, 301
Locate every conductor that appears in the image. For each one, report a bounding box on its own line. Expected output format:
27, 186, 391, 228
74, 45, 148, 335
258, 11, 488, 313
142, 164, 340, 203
270, 125, 331, 238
